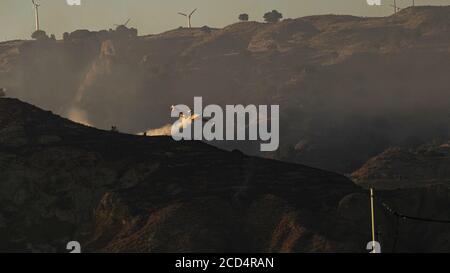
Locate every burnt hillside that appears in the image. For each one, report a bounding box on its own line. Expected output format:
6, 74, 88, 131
1, 6, 449, 172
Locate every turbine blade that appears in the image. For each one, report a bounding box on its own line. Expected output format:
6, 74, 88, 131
189, 8, 197, 17
178, 12, 188, 17
124, 18, 131, 26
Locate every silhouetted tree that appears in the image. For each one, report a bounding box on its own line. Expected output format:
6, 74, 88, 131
63, 32, 70, 41
239, 13, 249, 22
263, 10, 283, 23
31, 30, 48, 41
201, 25, 211, 33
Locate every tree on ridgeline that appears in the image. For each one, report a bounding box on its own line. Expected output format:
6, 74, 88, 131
63, 32, 70, 41
31, 30, 48, 41
239, 13, 249, 22
263, 10, 283, 23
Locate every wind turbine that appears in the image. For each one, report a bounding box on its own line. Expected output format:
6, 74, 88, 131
390, 0, 401, 14
114, 18, 131, 28
178, 9, 197, 28
32, 0, 41, 31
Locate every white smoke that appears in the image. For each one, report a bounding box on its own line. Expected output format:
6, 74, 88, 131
143, 116, 196, 136
145, 123, 173, 136
67, 107, 92, 127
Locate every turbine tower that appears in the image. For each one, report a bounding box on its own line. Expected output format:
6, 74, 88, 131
178, 9, 197, 28
390, 0, 401, 14
32, 0, 41, 31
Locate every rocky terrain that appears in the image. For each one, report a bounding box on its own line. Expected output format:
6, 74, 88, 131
353, 141, 450, 189
1, 6, 449, 173
0, 98, 449, 253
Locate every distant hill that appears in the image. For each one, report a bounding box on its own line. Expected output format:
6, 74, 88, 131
1, 6, 449, 173
352, 140, 450, 189
0, 97, 449, 252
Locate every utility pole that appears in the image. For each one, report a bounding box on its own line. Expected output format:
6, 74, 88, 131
367, 188, 382, 253
370, 188, 376, 248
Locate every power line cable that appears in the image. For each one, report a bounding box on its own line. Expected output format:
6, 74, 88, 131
380, 201, 450, 252
382, 202, 450, 224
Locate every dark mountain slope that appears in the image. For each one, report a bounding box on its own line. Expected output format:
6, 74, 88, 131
0, 98, 449, 252
0, 97, 359, 252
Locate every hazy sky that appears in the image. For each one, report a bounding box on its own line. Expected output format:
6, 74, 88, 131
1, 0, 449, 41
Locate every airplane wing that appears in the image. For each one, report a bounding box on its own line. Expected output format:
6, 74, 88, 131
191, 114, 213, 123
190, 114, 200, 121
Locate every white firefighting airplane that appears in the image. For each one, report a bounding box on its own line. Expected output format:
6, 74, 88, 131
170, 105, 212, 123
